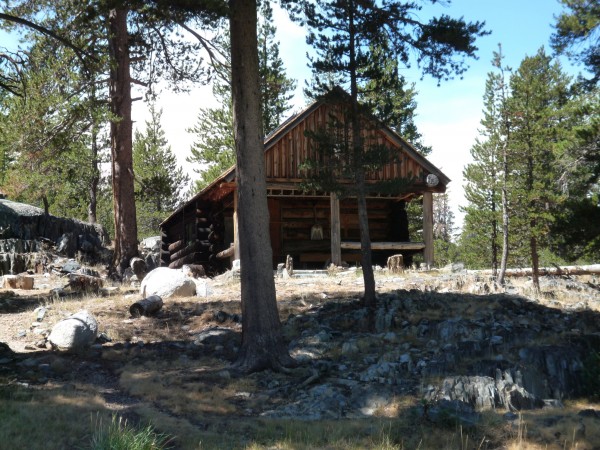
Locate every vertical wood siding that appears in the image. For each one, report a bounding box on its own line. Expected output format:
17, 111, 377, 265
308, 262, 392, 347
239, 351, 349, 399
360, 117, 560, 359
265, 103, 424, 182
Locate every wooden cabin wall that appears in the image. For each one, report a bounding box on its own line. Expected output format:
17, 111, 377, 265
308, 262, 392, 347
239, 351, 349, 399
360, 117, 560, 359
264, 103, 425, 183
269, 196, 409, 267
160, 200, 229, 275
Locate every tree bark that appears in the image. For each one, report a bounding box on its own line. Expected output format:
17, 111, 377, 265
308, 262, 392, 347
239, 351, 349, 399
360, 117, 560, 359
497, 63, 511, 286
330, 192, 341, 265
229, 0, 294, 373
530, 232, 540, 292
88, 118, 99, 224
347, 2, 376, 308
108, 8, 138, 274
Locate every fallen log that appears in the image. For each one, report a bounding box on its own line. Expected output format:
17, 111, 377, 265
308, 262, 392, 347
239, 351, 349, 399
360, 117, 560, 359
130, 295, 163, 317
475, 264, 600, 277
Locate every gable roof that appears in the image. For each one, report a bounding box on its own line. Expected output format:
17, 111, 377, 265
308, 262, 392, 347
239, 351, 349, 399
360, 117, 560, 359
161, 87, 449, 227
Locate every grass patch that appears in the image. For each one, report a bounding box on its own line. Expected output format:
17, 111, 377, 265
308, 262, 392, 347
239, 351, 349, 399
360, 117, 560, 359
0, 384, 111, 449
90, 414, 172, 450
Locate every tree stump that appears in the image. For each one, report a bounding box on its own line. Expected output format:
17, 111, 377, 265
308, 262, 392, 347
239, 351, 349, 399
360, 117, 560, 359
129, 295, 163, 317
387, 254, 404, 274
67, 273, 103, 293
3, 274, 34, 290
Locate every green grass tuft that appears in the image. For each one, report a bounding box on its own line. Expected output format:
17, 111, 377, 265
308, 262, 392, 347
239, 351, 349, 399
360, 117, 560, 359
90, 415, 172, 450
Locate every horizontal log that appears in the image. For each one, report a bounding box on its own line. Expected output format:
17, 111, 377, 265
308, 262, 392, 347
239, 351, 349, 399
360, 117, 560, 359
209, 243, 227, 254
170, 240, 207, 262
210, 222, 224, 231
169, 251, 210, 269
183, 264, 206, 278
216, 245, 235, 259
299, 252, 362, 263
168, 239, 184, 252
196, 217, 210, 224
340, 241, 426, 251
475, 264, 600, 277
130, 295, 163, 317
208, 231, 222, 243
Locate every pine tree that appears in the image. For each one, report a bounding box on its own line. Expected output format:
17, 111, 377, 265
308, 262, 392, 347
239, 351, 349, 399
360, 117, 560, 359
187, 5, 296, 192
133, 104, 190, 238
432, 192, 457, 266
461, 57, 506, 271
299, 0, 488, 307
551, 0, 599, 88
229, 0, 296, 373
0, 37, 110, 223
187, 81, 236, 190
362, 42, 432, 156
507, 48, 572, 292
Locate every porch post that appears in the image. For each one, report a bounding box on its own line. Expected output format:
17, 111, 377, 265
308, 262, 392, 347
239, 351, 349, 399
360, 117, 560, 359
422, 192, 434, 268
233, 189, 240, 260
330, 192, 342, 266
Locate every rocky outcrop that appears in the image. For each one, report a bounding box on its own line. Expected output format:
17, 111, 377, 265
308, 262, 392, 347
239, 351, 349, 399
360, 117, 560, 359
0, 199, 108, 274
266, 285, 600, 419
0, 199, 108, 244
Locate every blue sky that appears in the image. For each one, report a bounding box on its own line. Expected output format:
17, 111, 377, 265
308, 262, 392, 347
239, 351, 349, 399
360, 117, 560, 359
274, 0, 581, 231
1, 1, 583, 232
146, 0, 582, 232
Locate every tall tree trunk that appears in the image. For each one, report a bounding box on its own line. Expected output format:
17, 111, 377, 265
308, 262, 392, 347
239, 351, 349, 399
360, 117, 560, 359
526, 153, 540, 293
530, 229, 540, 293
356, 172, 376, 306
490, 182, 498, 276
108, 8, 138, 274
347, 0, 376, 308
88, 120, 99, 224
230, 0, 294, 373
496, 54, 510, 286
498, 149, 509, 285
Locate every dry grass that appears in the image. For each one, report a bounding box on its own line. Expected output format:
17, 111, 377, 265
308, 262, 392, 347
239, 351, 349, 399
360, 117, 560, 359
0, 382, 114, 449
1, 271, 599, 449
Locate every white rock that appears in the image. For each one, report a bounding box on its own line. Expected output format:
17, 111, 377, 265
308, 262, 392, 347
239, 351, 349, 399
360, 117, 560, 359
140, 236, 161, 252
194, 279, 210, 297
140, 267, 196, 298
48, 310, 98, 351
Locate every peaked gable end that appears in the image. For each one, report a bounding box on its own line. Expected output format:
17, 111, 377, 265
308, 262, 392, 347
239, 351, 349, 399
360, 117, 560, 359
262, 95, 449, 190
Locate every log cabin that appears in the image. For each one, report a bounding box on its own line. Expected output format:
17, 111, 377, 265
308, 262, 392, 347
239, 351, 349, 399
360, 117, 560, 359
159, 88, 449, 274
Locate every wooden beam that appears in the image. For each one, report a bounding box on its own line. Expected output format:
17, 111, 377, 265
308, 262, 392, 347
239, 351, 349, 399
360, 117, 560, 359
233, 188, 240, 260
330, 192, 341, 265
341, 241, 425, 251
422, 192, 434, 268
299, 252, 362, 263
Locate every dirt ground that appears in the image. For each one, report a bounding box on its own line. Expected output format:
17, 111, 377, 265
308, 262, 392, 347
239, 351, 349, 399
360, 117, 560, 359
1, 269, 599, 449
